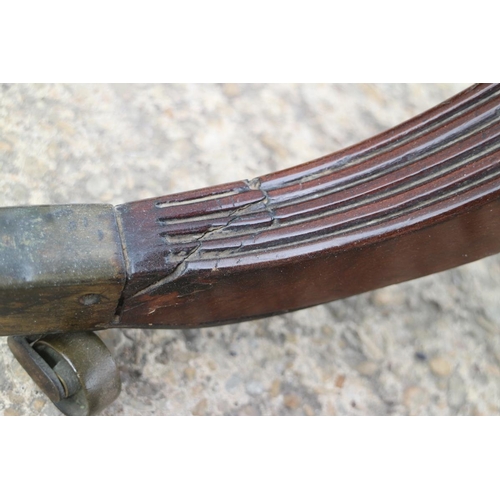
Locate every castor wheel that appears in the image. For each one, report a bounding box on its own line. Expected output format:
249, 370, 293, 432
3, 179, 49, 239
8, 331, 121, 416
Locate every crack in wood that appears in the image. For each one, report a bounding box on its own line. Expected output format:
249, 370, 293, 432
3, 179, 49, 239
129, 179, 278, 299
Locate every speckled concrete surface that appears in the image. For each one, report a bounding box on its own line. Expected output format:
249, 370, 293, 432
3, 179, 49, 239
1, 83, 500, 416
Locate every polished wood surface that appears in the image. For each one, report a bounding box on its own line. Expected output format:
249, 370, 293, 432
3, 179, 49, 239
114, 84, 500, 329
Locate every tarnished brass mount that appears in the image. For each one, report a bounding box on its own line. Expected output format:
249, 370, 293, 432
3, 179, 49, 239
0, 204, 126, 336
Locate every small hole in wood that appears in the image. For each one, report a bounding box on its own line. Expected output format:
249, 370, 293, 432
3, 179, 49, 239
79, 294, 102, 306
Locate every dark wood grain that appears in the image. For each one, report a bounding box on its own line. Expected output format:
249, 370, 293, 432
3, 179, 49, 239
115, 83, 500, 329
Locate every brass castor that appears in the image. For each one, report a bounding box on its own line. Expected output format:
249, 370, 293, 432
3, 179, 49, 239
8, 331, 121, 416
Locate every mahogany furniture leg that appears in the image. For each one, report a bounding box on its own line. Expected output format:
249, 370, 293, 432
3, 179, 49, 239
115, 83, 500, 329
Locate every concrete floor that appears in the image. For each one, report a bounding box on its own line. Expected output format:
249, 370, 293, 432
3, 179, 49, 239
1, 83, 500, 416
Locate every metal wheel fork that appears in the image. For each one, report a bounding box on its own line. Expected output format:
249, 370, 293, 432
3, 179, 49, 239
8, 332, 121, 416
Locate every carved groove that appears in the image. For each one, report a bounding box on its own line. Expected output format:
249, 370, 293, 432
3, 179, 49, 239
151, 91, 500, 261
